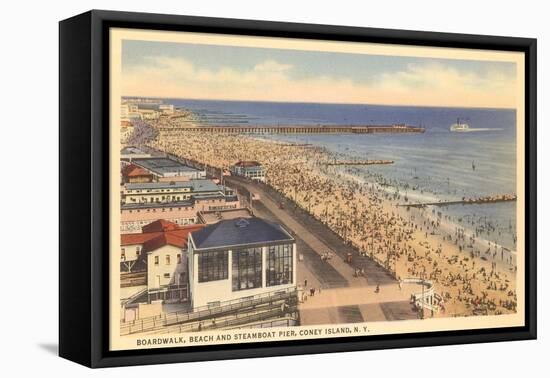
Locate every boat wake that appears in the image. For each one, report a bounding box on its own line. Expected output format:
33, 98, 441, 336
453, 127, 504, 132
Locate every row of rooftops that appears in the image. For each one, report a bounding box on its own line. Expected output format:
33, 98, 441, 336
121, 146, 149, 156
132, 157, 202, 176
120, 148, 263, 171
125, 179, 222, 192
233, 160, 263, 168
120, 193, 239, 210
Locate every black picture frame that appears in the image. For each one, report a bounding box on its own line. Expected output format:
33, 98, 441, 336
59, 9, 537, 368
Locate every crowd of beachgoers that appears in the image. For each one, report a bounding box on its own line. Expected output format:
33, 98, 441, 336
141, 118, 518, 318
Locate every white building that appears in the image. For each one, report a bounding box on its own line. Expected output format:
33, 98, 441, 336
120, 121, 134, 144
230, 161, 266, 182
188, 217, 296, 309
121, 104, 130, 119
121, 179, 233, 205
133, 157, 206, 182
138, 108, 160, 120
159, 104, 175, 114
120, 146, 151, 161
121, 103, 142, 120
120, 220, 206, 303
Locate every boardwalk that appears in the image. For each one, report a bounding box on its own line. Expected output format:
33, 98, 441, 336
224, 176, 420, 324
226, 176, 397, 287
298, 286, 421, 324
253, 201, 349, 289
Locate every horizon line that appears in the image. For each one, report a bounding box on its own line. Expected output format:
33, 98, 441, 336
121, 95, 517, 111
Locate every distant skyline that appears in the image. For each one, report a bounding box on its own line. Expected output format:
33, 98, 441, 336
121, 40, 518, 109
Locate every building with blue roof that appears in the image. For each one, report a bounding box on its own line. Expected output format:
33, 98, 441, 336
188, 217, 296, 308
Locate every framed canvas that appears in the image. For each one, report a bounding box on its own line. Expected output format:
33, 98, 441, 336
59, 10, 537, 368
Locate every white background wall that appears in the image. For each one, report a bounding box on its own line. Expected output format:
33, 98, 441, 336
0, 0, 546, 375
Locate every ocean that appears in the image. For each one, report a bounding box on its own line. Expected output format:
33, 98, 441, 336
165, 98, 518, 250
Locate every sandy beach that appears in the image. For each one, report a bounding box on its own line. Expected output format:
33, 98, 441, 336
145, 123, 518, 318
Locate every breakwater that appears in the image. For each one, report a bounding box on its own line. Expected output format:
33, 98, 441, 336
326, 159, 394, 166
398, 194, 517, 208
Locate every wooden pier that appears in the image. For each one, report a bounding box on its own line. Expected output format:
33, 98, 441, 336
398, 194, 517, 208
325, 159, 394, 166
157, 124, 425, 135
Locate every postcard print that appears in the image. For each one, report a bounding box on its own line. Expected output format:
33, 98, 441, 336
109, 28, 525, 351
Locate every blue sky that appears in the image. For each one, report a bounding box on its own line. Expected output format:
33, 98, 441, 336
121, 40, 517, 108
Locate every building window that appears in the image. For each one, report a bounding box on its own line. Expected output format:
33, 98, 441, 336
166, 255, 171, 265
121, 248, 126, 261
232, 247, 262, 291
135, 247, 140, 256
198, 250, 228, 283
154, 256, 159, 265
266, 244, 293, 286
164, 273, 170, 279
177, 254, 182, 264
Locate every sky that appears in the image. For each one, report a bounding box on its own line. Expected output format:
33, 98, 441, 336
121, 40, 518, 108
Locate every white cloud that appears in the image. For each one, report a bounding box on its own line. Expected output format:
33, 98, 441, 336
122, 57, 516, 108
253, 60, 293, 72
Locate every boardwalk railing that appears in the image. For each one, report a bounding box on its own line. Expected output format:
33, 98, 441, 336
402, 277, 440, 313
120, 287, 297, 335
156, 306, 299, 334
121, 287, 147, 306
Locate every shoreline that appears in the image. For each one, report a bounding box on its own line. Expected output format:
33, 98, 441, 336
143, 123, 518, 317
338, 170, 517, 261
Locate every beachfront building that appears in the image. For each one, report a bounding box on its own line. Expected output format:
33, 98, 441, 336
187, 217, 296, 309
120, 188, 240, 234
122, 164, 154, 184
120, 120, 134, 144
120, 220, 205, 303
197, 208, 253, 225
159, 104, 175, 114
121, 146, 151, 161
121, 179, 233, 205
230, 161, 266, 182
133, 157, 206, 182
121, 103, 142, 121
138, 108, 160, 120
122, 201, 195, 233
